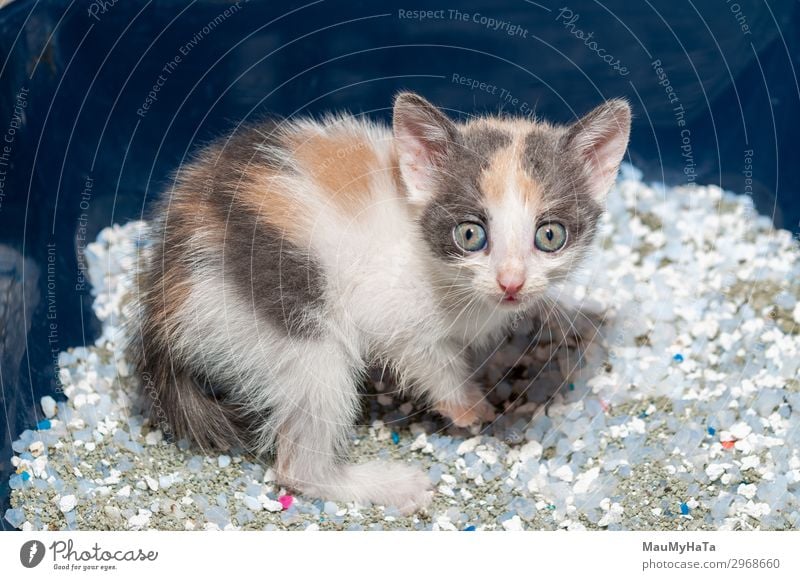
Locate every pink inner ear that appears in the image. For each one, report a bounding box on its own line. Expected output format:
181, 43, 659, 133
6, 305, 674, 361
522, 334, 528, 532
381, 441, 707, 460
578, 123, 630, 199
395, 125, 447, 204
393, 93, 456, 204
398, 140, 434, 191
589, 131, 628, 175
569, 100, 631, 201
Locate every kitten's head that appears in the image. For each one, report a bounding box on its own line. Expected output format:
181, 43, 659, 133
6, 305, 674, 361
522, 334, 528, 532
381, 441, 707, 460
393, 92, 631, 309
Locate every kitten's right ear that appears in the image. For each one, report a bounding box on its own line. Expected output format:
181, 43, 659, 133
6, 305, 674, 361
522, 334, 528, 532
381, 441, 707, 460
566, 98, 632, 202
393, 92, 457, 206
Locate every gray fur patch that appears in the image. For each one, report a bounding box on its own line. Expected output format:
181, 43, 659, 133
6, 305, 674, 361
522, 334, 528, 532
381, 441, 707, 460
522, 127, 604, 257
203, 121, 327, 338
216, 207, 327, 338
419, 127, 512, 261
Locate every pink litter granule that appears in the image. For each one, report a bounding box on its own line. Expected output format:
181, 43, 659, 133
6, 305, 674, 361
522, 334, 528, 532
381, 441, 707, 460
278, 494, 294, 510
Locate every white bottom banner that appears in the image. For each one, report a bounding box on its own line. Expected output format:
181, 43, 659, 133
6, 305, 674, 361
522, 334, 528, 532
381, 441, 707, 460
1, 531, 798, 579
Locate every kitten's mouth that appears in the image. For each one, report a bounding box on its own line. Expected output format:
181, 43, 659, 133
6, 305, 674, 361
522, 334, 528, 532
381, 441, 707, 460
497, 293, 525, 307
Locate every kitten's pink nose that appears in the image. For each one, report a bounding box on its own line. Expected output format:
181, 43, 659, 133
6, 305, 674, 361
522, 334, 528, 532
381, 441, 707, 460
497, 274, 524, 296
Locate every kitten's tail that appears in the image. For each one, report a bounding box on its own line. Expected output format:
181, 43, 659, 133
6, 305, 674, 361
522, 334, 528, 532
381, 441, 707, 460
126, 313, 252, 453
139, 362, 250, 453
124, 226, 253, 453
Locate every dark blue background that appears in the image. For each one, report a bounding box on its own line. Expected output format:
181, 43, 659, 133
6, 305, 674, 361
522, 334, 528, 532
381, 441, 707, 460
1, 0, 798, 526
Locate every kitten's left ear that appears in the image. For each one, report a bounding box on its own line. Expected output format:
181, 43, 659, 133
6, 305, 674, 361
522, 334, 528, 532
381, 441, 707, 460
393, 92, 458, 206
566, 99, 631, 201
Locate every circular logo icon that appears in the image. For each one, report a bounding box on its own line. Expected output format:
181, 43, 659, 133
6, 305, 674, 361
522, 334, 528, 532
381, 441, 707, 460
20, 540, 46, 568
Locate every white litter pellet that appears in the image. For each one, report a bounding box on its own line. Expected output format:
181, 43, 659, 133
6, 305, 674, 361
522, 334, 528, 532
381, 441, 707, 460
457, 437, 481, 455
145, 430, 163, 445
127, 509, 152, 530
501, 515, 524, 531
737, 483, 757, 500
40, 396, 57, 419
729, 422, 753, 440
705, 463, 729, 482
58, 495, 77, 513
553, 465, 574, 483
262, 498, 283, 512
573, 467, 600, 495
519, 440, 543, 462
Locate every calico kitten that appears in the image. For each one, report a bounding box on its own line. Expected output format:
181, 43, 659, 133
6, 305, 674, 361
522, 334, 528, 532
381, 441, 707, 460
128, 92, 630, 513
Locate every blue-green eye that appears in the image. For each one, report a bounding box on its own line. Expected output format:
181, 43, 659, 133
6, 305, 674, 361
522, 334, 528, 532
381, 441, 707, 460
534, 222, 567, 252
453, 222, 487, 252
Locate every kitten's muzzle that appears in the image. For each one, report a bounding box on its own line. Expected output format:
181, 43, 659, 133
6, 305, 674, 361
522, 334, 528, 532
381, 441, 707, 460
497, 275, 524, 301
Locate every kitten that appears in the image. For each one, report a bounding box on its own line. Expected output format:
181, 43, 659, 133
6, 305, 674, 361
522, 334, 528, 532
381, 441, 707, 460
128, 92, 630, 513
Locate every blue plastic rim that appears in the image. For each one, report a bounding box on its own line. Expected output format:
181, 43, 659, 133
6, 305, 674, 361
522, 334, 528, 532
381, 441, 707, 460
1, 0, 799, 527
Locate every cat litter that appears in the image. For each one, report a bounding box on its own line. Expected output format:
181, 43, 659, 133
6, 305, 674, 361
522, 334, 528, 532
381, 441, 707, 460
5, 164, 800, 530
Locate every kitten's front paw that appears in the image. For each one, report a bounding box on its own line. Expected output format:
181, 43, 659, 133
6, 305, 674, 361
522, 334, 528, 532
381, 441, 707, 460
350, 461, 433, 515
389, 466, 435, 515
435, 386, 496, 427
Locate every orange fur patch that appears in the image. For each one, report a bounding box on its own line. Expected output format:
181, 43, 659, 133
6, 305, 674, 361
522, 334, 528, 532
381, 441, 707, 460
480, 138, 543, 206
290, 131, 378, 214
241, 168, 308, 243
180, 139, 310, 245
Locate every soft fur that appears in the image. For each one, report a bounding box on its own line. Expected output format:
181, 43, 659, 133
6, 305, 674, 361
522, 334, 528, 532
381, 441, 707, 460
127, 93, 631, 512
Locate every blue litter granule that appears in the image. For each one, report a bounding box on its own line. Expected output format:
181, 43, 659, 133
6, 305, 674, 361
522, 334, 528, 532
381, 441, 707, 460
568, 383, 575, 391
463, 525, 476, 531
20, 471, 30, 482
37, 419, 51, 430
680, 502, 690, 515
4, 508, 25, 528
707, 426, 716, 436
673, 353, 684, 362
391, 432, 400, 445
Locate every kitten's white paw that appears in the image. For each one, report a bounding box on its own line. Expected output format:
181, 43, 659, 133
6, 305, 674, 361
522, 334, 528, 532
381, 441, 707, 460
347, 461, 433, 515
289, 460, 433, 515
